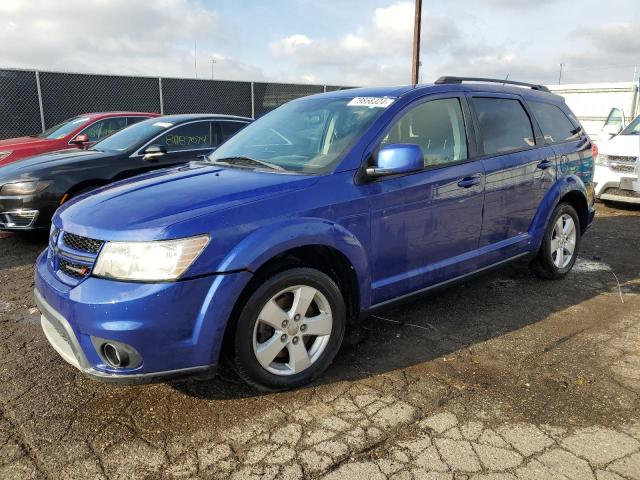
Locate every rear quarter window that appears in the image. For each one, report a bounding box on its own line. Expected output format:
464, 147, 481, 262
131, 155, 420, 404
472, 97, 535, 155
528, 101, 580, 144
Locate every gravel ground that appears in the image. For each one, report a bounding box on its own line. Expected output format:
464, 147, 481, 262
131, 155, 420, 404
0, 203, 638, 479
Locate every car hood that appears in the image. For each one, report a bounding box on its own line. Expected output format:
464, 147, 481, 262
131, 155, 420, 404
56, 162, 319, 240
0, 136, 57, 149
0, 149, 112, 180
599, 134, 640, 157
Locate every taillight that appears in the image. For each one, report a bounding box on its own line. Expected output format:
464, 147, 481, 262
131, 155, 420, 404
592, 143, 599, 161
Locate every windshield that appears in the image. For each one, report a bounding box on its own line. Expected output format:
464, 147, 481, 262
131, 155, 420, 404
620, 116, 640, 135
208, 97, 389, 174
91, 118, 175, 152
38, 116, 91, 139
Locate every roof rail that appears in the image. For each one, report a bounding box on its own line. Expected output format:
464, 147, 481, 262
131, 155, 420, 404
434, 76, 551, 93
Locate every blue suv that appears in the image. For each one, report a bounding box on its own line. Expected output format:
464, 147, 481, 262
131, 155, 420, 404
35, 77, 595, 390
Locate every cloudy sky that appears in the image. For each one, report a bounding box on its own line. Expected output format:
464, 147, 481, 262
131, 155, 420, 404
0, 0, 638, 86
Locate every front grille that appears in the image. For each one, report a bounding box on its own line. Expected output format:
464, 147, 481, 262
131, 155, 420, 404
611, 164, 636, 173
62, 232, 104, 253
606, 155, 637, 174
59, 259, 91, 279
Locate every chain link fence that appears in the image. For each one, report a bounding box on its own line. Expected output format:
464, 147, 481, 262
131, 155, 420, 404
0, 68, 353, 140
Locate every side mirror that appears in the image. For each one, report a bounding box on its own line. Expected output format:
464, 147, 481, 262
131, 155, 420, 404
70, 134, 90, 147
143, 144, 167, 161
366, 144, 424, 178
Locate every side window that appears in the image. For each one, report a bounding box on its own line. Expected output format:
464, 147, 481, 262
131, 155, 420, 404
604, 108, 624, 128
528, 101, 580, 144
381, 98, 468, 168
81, 117, 128, 142
154, 122, 212, 152
472, 98, 535, 155
218, 121, 248, 144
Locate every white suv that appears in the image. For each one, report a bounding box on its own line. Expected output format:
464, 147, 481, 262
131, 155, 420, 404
594, 113, 640, 205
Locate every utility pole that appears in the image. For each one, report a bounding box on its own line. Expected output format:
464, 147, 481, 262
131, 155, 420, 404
411, 0, 423, 86
210, 59, 217, 80
558, 63, 565, 85
194, 39, 198, 78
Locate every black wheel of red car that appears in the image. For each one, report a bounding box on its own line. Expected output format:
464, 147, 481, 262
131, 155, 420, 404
530, 202, 581, 280
231, 268, 346, 391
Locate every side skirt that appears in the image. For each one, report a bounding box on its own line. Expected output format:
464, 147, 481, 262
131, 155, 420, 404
361, 251, 533, 319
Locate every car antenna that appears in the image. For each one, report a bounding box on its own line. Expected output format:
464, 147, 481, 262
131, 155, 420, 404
502, 73, 510, 86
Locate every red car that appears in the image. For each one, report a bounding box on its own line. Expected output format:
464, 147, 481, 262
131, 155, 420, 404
0, 111, 159, 166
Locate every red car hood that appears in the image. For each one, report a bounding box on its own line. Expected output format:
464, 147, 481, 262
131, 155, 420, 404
0, 136, 58, 149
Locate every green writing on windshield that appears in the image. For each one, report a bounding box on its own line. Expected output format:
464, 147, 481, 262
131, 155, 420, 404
166, 134, 208, 147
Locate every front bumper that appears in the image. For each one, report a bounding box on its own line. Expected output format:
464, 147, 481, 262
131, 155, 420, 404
594, 165, 640, 204
0, 192, 58, 231
34, 250, 253, 383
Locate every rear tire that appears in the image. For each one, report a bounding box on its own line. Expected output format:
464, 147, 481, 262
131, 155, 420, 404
530, 202, 581, 280
231, 268, 346, 391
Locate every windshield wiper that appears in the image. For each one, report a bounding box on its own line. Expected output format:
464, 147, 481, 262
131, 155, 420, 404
211, 156, 286, 171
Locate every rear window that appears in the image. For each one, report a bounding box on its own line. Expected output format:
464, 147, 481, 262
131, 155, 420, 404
528, 101, 580, 144
472, 98, 535, 155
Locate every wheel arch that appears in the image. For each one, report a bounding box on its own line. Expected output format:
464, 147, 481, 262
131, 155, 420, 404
529, 175, 589, 248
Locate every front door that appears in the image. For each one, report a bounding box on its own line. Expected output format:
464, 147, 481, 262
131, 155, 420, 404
369, 96, 485, 305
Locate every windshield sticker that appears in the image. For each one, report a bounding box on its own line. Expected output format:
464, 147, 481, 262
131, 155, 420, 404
152, 122, 174, 128
347, 97, 395, 108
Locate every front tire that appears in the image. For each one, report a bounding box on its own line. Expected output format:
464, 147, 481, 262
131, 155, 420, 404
530, 202, 581, 280
231, 268, 346, 391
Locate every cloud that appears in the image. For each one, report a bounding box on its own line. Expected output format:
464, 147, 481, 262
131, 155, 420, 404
0, 0, 265, 81
270, 1, 462, 85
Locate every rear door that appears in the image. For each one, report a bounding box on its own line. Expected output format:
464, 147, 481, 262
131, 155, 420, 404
369, 95, 485, 305
469, 94, 556, 263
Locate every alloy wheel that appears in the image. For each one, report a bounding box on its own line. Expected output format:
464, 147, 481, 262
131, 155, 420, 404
550, 213, 577, 269
252, 285, 333, 376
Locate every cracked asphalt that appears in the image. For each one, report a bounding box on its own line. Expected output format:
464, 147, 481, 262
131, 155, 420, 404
1, 202, 639, 479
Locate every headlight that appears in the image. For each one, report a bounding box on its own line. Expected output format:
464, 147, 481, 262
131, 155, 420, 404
0, 180, 51, 195
93, 235, 210, 281
0, 151, 13, 162
595, 154, 611, 166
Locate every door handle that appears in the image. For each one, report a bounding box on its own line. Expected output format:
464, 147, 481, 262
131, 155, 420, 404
537, 159, 554, 170
457, 176, 482, 188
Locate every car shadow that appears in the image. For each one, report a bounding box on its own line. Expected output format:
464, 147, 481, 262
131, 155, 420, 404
173, 210, 640, 400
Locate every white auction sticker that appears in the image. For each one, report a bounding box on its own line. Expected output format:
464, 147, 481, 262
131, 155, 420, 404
152, 122, 174, 128
347, 97, 395, 108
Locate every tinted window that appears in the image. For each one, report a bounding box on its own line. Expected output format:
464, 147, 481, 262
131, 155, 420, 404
529, 101, 579, 143
381, 98, 468, 167
218, 121, 248, 143
81, 117, 127, 142
155, 122, 212, 152
472, 98, 535, 155
127, 116, 148, 126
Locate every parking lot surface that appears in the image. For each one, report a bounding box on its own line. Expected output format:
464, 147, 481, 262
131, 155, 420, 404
1, 203, 639, 479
